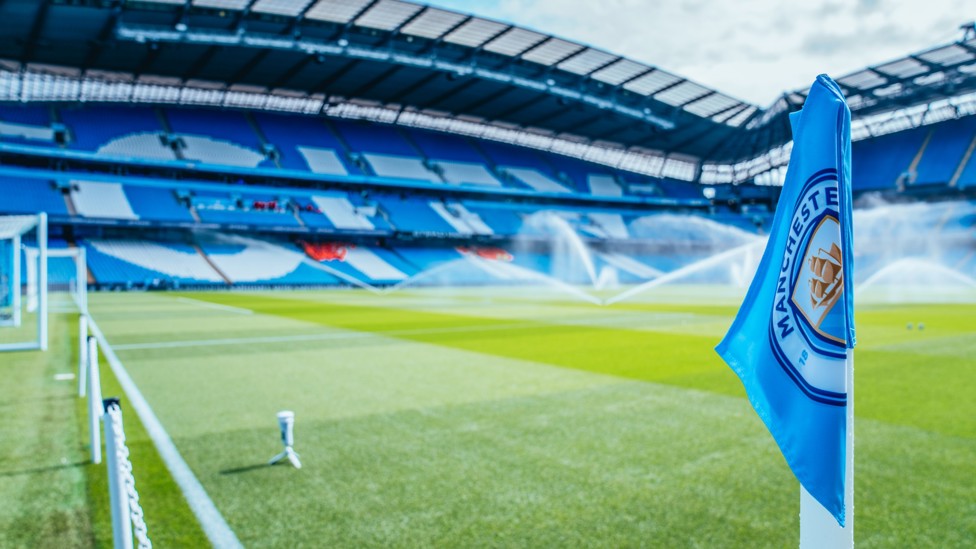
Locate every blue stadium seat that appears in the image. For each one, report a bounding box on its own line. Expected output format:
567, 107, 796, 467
81, 238, 224, 286
332, 120, 418, 157
851, 127, 927, 190
198, 241, 341, 285
0, 178, 68, 215
409, 129, 488, 163
124, 185, 194, 223
957, 155, 976, 189
374, 195, 459, 234
913, 116, 976, 185
166, 109, 262, 150
193, 191, 299, 228
0, 104, 51, 126
462, 202, 524, 235
254, 112, 360, 174
0, 104, 58, 148
60, 106, 163, 152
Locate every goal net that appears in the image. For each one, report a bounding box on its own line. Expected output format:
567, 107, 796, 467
0, 213, 88, 352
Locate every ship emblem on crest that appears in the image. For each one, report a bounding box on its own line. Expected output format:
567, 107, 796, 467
807, 242, 843, 324
790, 215, 845, 344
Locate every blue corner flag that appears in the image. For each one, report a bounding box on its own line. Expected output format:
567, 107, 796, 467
716, 74, 855, 526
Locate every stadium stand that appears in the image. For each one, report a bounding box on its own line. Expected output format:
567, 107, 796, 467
60, 106, 163, 154
852, 126, 928, 190
252, 113, 353, 174
82, 238, 223, 287
198, 238, 341, 285
192, 191, 300, 228
913, 117, 976, 186
0, 2, 974, 291
70, 181, 139, 220
373, 195, 461, 234
302, 242, 411, 284
0, 104, 56, 146
165, 110, 263, 154
123, 185, 195, 223
0, 177, 68, 215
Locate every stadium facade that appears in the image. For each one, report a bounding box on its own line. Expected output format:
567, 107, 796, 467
0, 1, 974, 290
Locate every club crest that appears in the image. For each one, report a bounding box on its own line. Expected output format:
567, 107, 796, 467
769, 169, 848, 406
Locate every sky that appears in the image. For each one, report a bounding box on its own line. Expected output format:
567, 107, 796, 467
425, 0, 971, 107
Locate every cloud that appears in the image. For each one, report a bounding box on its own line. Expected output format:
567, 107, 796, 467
426, 0, 971, 106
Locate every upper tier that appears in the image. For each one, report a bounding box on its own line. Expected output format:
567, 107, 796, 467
0, 102, 704, 202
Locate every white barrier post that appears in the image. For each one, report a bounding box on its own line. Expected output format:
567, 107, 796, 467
11, 234, 20, 326
88, 336, 102, 464
37, 213, 47, 351
77, 246, 88, 314
103, 398, 134, 549
78, 314, 88, 397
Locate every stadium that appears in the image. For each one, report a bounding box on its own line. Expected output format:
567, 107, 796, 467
1, 0, 974, 547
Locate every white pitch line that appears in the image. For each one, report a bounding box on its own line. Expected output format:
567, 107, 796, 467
174, 296, 253, 315
114, 332, 365, 351
113, 321, 547, 351
87, 315, 244, 549
112, 309, 711, 352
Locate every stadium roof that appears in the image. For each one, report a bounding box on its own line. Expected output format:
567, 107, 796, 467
787, 26, 976, 119
0, 1, 973, 171
0, 0, 764, 161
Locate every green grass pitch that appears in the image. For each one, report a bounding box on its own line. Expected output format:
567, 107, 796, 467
2, 287, 974, 547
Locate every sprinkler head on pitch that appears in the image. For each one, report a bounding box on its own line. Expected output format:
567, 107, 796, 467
268, 410, 302, 469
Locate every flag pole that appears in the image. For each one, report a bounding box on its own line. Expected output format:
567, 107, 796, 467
800, 352, 854, 548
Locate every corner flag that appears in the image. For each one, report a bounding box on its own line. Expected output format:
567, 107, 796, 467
716, 75, 855, 527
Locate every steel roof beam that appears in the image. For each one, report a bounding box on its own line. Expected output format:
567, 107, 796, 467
667, 122, 724, 152
395, 71, 443, 100
328, 0, 383, 42
582, 56, 623, 78
455, 86, 516, 114
707, 102, 749, 124
374, 5, 428, 47
522, 104, 573, 128
175, 0, 193, 28
233, 0, 261, 32
557, 112, 605, 134
133, 43, 164, 79
181, 46, 220, 82
676, 90, 716, 109
492, 93, 549, 119
613, 67, 655, 90
348, 64, 402, 98
269, 54, 316, 89
416, 15, 474, 56
536, 44, 589, 74
471, 24, 514, 55
418, 77, 480, 110
227, 49, 271, 83
589, 120, 648, 142
284, 0, 319, 37
20, 0, 52, 63
310, 58, 358, 94
82, 0, 125, 71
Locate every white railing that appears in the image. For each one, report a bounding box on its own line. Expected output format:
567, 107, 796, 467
103, 399, 153, 549
80, 316, 152, 548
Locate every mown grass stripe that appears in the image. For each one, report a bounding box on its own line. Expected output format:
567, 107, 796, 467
87, 315, 243, 549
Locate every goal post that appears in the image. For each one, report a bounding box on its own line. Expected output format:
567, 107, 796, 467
0, 213, 48, 352
24, 244, 88, 315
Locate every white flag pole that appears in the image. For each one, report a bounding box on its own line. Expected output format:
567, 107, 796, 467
800, 352, 854, 548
